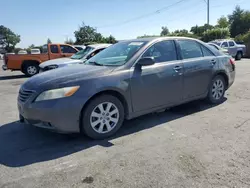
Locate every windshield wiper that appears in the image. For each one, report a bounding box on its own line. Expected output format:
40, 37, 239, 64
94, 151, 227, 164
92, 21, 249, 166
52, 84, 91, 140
88, 61, 104, 66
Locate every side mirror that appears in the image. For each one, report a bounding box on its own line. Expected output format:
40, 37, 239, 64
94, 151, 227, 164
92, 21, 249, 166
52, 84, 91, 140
137, 57, 155, 66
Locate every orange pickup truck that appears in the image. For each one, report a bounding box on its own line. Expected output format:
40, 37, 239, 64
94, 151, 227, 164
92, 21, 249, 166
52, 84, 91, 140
2, 44, 79, 76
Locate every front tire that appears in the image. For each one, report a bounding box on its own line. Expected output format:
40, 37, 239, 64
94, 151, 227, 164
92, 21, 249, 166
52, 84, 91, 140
81, 95, 125, 139
207, 75, 226, 104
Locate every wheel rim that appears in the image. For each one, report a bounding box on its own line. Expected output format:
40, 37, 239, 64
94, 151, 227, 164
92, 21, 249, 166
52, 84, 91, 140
212, 79, 224, 100
27, 66, 37, 75
90, 102, 119, 134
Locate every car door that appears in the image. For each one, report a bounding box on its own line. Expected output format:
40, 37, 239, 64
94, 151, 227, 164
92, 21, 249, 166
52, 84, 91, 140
59, 45, 78, 57
228, 41, 237, 57
177, 39, 216, 100
130, 40, 183, 112
49, 44, 62, 60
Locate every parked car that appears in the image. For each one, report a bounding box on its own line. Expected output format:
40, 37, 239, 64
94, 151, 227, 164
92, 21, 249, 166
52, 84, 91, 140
31, 48, 41, 54
2, 44, 79, 76
18, 37, 235, 139
18, 50, 27, 54
207, 43, 229, 55
39, 44, 111, 72
210, 39, 246, 60
73, 45, 86, 51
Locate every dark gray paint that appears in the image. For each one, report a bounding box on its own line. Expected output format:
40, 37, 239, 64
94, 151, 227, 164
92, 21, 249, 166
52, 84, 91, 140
18, 37, 235, 133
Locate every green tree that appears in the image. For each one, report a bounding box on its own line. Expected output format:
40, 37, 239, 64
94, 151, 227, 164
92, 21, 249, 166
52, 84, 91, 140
202, 28, 230, 42
29, 44, 35, 49
228, 6, 250, 37
0, 25, 20, 52
65, 38, 74, 45
47, 38, 52, 44
160, 26, 170, 36
103, 35, 117, 44
137, 34, 160, 38
74, 22, 99, 44
217, 16, 229, 28
190, 24, 214, 36
14, 47, 22, 54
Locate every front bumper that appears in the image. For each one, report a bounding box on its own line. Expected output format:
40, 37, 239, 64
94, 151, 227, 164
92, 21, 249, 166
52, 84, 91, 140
2, 65, 7, 71
18, 96, 87, 133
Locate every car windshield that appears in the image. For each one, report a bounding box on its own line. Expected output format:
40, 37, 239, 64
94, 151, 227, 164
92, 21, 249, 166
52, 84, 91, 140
85, 41, 147, 66
71, 46, 94, 59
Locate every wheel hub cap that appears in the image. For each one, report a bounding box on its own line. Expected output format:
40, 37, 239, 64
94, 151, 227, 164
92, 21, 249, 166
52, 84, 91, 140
90, 102, 119, 134
212, 79, 224, 100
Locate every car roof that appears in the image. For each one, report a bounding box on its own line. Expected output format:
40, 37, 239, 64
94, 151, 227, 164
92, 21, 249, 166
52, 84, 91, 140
88, 43, 112, 49
119, 36, 203, 43
210, 39, 234, 43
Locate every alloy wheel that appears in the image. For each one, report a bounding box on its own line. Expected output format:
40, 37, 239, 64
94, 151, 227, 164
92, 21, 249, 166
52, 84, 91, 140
212, 79, 224, 100
90, 102, 119, 134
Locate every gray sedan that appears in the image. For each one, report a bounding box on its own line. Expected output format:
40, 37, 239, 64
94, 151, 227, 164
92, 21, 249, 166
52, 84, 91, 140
18, 37, 235, 139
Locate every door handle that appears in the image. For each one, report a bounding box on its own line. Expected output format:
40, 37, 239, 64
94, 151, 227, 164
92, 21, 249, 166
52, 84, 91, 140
211, 59, 216, 65
173, 66, 182, 72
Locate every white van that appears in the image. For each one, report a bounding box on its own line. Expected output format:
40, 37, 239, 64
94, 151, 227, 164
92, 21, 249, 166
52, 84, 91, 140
31, 48, 41, 54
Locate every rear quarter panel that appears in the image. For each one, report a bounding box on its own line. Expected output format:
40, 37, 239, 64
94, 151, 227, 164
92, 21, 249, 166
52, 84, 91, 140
216, 55, 235, 88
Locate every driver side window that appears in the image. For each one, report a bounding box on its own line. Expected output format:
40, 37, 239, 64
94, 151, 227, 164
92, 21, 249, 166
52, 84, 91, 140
142, 40, 177, 63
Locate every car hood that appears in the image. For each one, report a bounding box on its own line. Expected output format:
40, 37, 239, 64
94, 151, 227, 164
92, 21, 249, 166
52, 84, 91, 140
39, 58, 83, 68
22, 64, 116, 91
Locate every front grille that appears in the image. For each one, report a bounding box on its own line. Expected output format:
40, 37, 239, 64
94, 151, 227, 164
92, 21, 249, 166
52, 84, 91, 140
18, 88, 35, 103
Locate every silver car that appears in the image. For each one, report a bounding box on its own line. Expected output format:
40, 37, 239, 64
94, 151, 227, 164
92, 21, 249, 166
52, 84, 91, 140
39, 44, 111, 72
210, 39, 246, 60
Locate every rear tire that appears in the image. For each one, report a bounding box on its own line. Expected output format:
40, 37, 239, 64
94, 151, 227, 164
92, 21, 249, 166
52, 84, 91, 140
81, 95, 124, 139
23, 63, 39, 77
235, 51, 242, 61
206, 75, 226, 104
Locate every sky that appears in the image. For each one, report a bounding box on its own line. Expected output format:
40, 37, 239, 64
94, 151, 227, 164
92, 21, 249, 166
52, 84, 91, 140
1, 0, 249, 48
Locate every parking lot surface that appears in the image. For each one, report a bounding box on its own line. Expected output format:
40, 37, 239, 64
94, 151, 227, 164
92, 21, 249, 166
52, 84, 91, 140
1, 59, 250, 188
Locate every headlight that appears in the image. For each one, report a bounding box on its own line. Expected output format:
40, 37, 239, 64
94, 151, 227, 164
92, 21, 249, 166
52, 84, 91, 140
35, 86, 80, 102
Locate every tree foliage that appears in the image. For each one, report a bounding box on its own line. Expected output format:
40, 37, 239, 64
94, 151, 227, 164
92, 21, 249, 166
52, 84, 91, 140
190, 24, 214, 37
0, 25, 20, 53
228, 6, 250, 37
103, 35, 117, 44
74, 22, 117, 44
65, 38, 74, 45
137, 35, 160, 38
217, 16, 229, 28
160, 26, 170, 36
202, 28, 230, 42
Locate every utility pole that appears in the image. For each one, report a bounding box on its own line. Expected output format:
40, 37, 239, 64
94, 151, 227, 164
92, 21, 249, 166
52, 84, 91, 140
207, 0, 210, 25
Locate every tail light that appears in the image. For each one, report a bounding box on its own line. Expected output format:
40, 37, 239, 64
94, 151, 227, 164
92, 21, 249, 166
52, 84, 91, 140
229, 58, 235, 65
229, 58, 235, 70
4, 55, 8, 65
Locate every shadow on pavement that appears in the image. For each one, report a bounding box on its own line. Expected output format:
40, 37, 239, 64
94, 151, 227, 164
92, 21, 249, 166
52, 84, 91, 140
0, 99, 226, 167
0, 74, 26, 81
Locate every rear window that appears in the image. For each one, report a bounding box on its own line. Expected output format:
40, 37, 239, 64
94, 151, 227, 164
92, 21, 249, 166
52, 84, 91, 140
60, 45, 78, 53
50, 45, 59, 53
178, 40, 203, 59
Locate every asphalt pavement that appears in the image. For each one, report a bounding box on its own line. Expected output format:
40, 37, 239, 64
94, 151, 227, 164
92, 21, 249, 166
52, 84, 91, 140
0, 59, 250, 188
